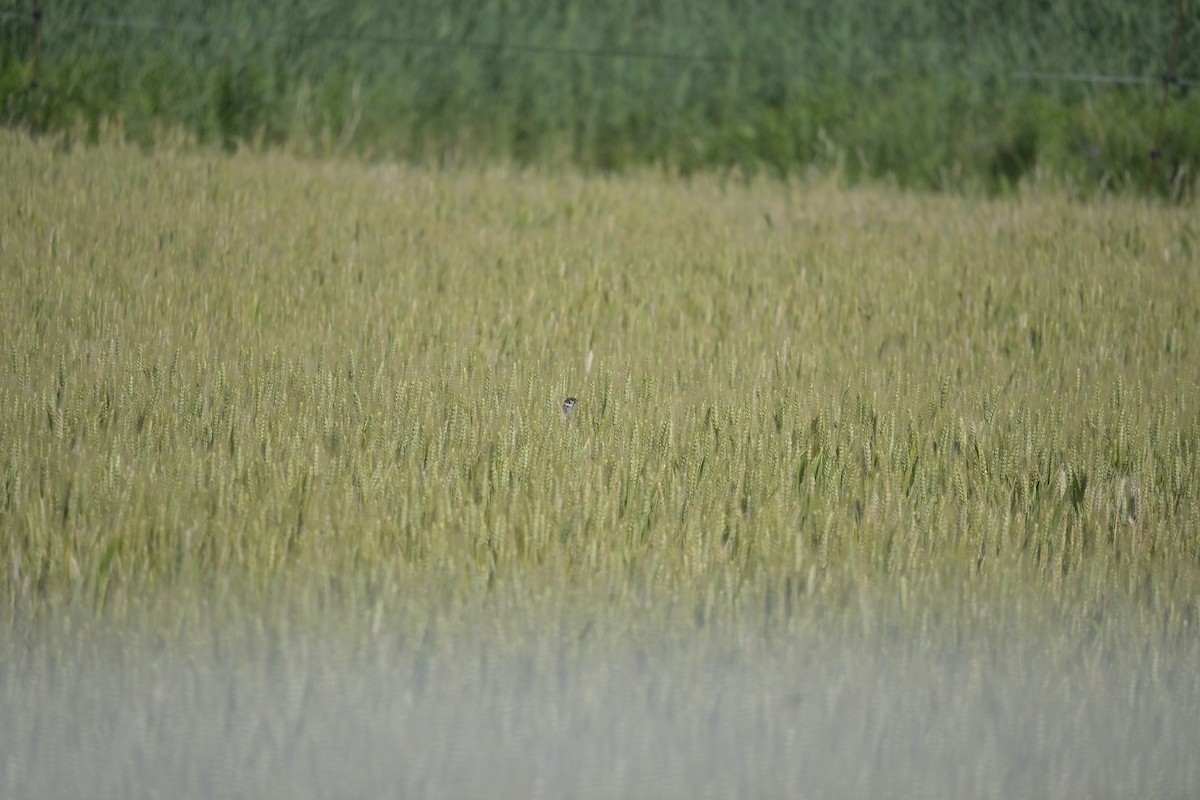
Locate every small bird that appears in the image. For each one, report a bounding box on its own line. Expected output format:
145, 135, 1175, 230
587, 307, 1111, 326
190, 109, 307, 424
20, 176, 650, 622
562, 396, 577, 421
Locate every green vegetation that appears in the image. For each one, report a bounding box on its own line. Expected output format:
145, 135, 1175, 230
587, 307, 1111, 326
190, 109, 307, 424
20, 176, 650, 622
2, 0, 1198, 193
1, 131, 1199, 797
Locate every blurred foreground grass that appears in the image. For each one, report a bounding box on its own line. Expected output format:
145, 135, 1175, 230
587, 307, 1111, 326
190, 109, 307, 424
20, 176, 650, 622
1, 131, 1198, 797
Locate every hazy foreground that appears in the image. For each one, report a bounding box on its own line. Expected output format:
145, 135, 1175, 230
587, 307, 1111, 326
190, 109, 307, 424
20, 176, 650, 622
2, 132, 1198, 798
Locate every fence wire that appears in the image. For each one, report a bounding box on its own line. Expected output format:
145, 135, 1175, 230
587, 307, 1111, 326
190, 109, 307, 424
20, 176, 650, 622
2, 8, 1196, 86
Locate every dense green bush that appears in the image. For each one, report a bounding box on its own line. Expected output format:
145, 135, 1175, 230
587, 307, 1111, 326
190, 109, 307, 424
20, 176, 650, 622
1, 1, 1197, 191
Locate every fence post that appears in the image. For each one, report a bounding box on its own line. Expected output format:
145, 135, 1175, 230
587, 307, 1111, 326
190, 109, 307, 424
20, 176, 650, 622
1149, 0, 1187, 190
29, 0, 43, 135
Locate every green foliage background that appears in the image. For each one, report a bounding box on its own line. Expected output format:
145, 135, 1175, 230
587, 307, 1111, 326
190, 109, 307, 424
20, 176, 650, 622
2, 0, 1198, 191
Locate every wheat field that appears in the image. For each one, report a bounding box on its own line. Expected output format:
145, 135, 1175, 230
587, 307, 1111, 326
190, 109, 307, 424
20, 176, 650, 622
2, 130, 1199, 798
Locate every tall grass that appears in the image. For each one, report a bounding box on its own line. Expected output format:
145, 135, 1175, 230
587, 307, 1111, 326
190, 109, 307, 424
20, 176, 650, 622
2, 0, 1198, 192
1, 131, 1199, 797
